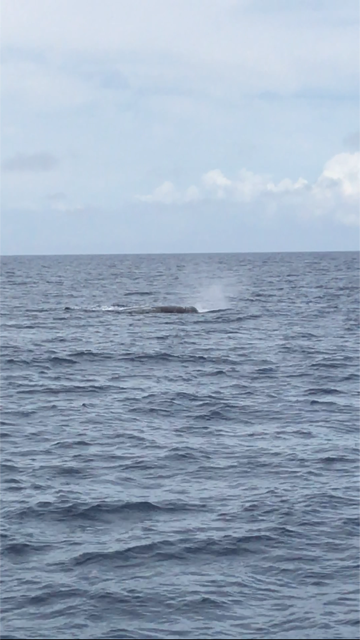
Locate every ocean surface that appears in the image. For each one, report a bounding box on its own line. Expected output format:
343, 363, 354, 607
1, 251, 359, 640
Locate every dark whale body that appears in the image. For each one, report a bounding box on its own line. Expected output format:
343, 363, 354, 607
64, 305, 199, 314
149, 305, 198, 314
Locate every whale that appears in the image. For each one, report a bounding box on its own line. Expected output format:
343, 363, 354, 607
64, 305, 199, 314
149, 305, 198, 314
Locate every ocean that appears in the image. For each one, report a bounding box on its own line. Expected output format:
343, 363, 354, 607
1, 251, 359, 640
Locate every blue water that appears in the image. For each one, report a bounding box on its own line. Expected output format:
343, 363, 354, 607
1, 251, 359, 640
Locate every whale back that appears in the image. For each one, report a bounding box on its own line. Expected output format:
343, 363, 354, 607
151, 305, 198, 314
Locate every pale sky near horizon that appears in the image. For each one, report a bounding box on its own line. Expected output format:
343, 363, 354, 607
1, 0, 359, 255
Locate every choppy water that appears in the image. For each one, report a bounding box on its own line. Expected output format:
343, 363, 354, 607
1, 252, 359, 640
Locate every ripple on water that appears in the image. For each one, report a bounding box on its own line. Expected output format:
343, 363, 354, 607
1, 252, 359, 640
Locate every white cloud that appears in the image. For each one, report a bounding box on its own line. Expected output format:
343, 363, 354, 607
44, 192, 98, 214
201, 170, 232, 198
49, 202, 97, 214
136, 152, 360, 225
1, 0, 358, 98
317, 152, 359, 198
137, 168, 306, 204
136, 181, 180, 204
137, 181, 201, 204
184, 185, 201, 202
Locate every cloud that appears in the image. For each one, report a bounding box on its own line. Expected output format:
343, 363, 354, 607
1, 1, 358, 255
2, 152, 59, 172
49, 203, 97, 214
45, 192, 98, 214
137, 169, 303, 204
136, 152, 360, 225
137, 181, 180, 204
316, 152, 359, 199
1, 0, 358, 99
137, 181, 202, 204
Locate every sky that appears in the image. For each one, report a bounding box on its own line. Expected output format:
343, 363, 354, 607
1, 0, 359, 255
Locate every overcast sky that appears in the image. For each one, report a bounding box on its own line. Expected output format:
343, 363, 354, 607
1, 0, 359, 254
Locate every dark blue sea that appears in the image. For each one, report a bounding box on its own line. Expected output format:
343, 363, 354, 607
1, 252, 359, 640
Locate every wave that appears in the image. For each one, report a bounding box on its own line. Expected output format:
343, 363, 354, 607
72, 532, 275, 568
305, 387, 344, 396
2, 541, 53, 557
11, 499, 203, 523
